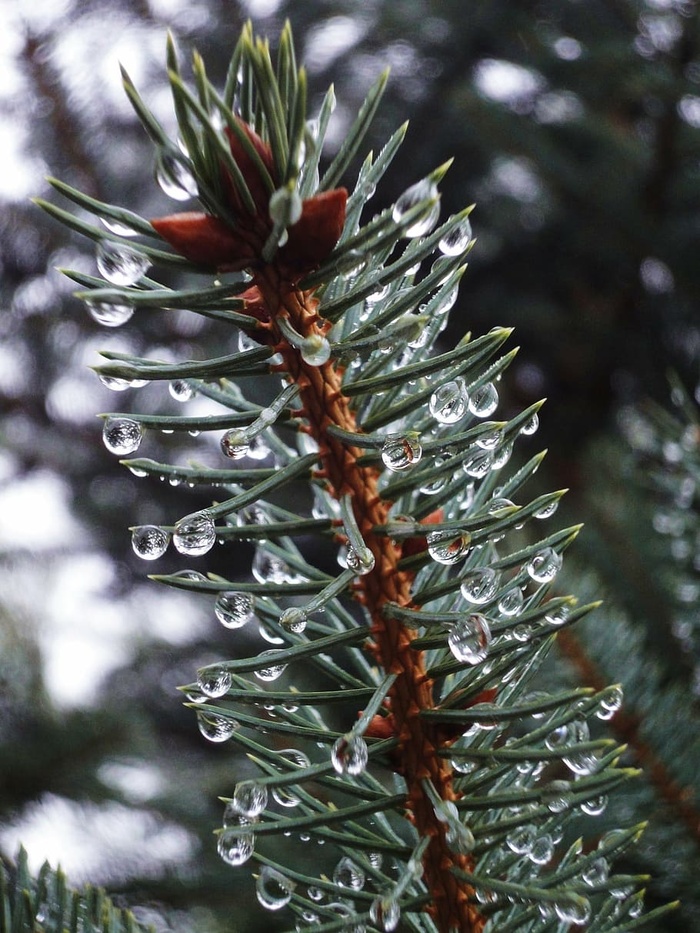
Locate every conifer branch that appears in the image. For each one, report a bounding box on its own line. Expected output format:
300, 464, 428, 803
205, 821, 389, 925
36, 19, 668, 933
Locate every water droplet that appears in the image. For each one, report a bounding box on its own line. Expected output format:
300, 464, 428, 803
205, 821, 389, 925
237, 505, 269, 527
565, 748, 600, 777
131, 525, 169, 560
87, 300, 135, 327
326, 902, 362, 931
381, 434, 422, 472
462, 446, 493, 478
475, 423, 504, 450
460, 567, 499, 604
420, 468, 448, 496
271, 778, 302, 809
169, 379, 195, 402
367, 283, 390, 306
438, 215, 472, 256
256, 866, 295, 911
307, 885, 324, 902
156, 150, 198, 200
197, 711, 237, 743
300, 334, 331, 366
475, 888, 498, 906
246, 433, 270, 461
280, 606, 307, 633
581, 794, 608, 816
100, 216, 138, 237
173, 511, 216, 556
103, 417, 143, 455
252, 547, 291, 584
346, 545, 376, 574
215, 591, 254, 629
498, 586, 524, 616
392, 178, 440, 237
429, 379, 468, 424
96, 241, 150, 286
448, 613, 492, 664
527, 833, 554, 865
487, 497, 515, 521
544, 780, 571, 813
446, 819, 475, 854
582, 856, 609, 886
333, 857, 365, 890
217, 826, 254, 866
544, 602, 570, 626
610, 880, 635, 901
254, 650, 287, 682
171, 569, 206, 583
197, 667, 232, 698
427, 530, 471, 564
527, 546, 562, 583
369, 896, 400, 932
407, 315, 432, 349
520, 412, 539, 436
433, 281, 459, 316
468, 382, 499, 418
491, 441, 513, 469
281, 748, 310, 770
331, 734, 368, 775
259, 623, 284, 645
597, 685, 623, 720
506, 825, 535, 855
451, 756, 475, 774
368, 851, 383, 870
534, 499, 558, 520
232, 781, 268, 817
545, 723, 571, 751
554, 895, 590, 925
221, 428, 250, 460
511, 623, 531, 642
99, 374, 133, 391
356, 174, 376, 200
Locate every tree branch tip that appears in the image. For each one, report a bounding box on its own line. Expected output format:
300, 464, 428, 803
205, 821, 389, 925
430, 158, 454, 183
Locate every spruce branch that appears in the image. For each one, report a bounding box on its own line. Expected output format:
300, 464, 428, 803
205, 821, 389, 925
36, 19, 668, 933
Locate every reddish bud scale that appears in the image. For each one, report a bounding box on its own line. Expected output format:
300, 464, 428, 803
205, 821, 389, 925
151, 116, 347, 280
223, 119, 276, 217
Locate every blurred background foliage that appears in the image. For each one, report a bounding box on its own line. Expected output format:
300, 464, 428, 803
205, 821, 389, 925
1, 0, 700, 930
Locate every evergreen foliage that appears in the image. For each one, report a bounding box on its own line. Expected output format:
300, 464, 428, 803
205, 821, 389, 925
0, 847, 153, 933
30, 21, 685, 932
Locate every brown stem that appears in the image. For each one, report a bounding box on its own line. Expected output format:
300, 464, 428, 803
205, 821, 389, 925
254, 267, 485, 933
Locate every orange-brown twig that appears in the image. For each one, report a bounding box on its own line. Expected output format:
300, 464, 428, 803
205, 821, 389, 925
255, 267, 486, 933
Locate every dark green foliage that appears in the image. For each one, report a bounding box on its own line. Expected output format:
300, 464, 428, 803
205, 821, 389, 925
0, 848, 153, 933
